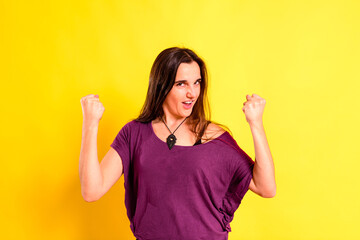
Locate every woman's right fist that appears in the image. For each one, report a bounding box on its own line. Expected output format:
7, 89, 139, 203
80, 94, 105, 126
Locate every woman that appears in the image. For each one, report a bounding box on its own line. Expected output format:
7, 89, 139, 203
79, 47, 276, 240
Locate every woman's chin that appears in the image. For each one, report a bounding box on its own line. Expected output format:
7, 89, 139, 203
174, 105, 195, 119
183, 110, 194, 118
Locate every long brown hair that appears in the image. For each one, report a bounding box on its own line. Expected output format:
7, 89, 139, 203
134, 47, 231, 143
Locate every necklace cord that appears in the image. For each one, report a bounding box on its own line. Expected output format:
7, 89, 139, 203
161, 116, 188, 134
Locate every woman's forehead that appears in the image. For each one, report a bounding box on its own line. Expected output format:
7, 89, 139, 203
175, 62, 201, 80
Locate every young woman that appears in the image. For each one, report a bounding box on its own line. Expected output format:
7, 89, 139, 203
79, 47, 276, 240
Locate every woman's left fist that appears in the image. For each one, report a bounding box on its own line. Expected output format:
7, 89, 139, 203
242, 94, 266, 125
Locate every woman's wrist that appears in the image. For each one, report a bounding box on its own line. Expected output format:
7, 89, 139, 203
82, 121, 99, 132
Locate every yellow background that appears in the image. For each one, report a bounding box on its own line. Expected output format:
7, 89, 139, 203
1, 0, 359, 239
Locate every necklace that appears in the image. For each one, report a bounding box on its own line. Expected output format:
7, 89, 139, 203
161, 116, 188, 150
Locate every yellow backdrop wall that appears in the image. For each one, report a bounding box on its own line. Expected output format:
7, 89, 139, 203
1, 0, 359, 239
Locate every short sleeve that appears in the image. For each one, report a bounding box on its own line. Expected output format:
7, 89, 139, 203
220, 145, 255, 232
110, 122, 131, 173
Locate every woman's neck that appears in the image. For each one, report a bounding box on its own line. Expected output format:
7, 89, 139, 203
157, 116, 189, 130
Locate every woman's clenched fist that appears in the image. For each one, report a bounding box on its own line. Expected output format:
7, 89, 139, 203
80, 94, 105, 126
242, 93, 266, 125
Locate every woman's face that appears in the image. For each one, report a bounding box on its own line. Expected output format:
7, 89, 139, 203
162, 61, 202, 121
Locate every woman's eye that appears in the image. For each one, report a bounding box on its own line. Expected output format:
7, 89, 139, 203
176, 83, 184, 86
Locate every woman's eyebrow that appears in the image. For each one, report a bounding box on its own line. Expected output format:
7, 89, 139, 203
175, 78, 202, 83
174, 80, 185, 83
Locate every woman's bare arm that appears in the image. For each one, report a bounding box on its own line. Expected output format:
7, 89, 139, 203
79, 123, 103, 202
243, 94, 276, 198
79, 94, 123, 202
79, 123, 124, 202
248, 123, 276, 198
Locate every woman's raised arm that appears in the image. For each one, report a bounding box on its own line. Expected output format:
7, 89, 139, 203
79, 94, 123, 202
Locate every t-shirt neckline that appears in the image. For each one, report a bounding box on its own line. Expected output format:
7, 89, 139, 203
149, 121, 227, 148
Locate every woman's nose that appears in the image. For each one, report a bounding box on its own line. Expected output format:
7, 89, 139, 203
186, 86, 195, 98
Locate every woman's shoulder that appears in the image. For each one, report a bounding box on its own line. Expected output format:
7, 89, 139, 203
207, 123, 249, 156
121, 119, 148, 132
203, 122, 227, 140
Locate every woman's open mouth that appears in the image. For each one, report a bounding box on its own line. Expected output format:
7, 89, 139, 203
182, 100, 194, 109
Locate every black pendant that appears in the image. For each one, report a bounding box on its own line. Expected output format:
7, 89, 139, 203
166, 134, 176, 150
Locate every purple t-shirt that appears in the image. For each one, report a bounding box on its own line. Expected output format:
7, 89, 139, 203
110, 120, 255, 240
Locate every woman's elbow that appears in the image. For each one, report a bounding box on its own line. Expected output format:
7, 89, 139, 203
82, 190, 100, 202
261, 188, 276, 198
